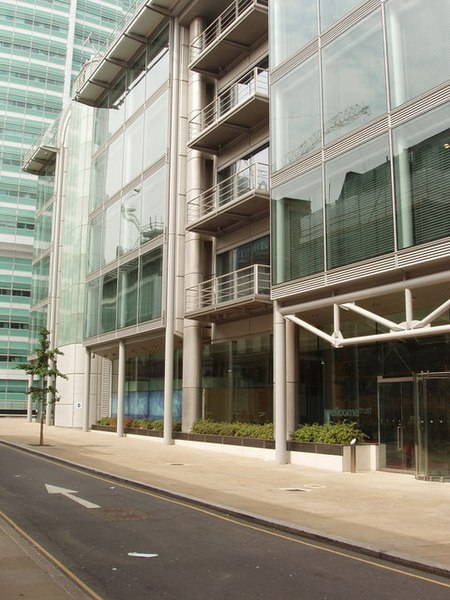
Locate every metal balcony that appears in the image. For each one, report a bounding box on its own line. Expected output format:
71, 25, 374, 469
190, 0, 269, 75
187, 162, 269, 235
185, 264, 271, 323
188, 67, 268, 153
22, 119, 59, 175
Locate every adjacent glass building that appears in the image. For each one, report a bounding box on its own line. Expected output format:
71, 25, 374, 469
0, 0, 133, 412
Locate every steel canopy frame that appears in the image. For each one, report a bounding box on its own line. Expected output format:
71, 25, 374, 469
285, 292, 450, 348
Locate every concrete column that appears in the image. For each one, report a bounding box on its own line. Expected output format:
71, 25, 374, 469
286, 318, 298, 437
117, 341, 125, 437
82, 347, 91, 432
182, 16, 208, 432
27, 375, 33, 422
274, 302, 287, 464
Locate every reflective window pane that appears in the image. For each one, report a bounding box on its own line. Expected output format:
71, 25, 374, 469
386, 0, 450, 109
100, 272, 117, 333
322, 10, 386, 145
272, 167, 323, 283
271, 54, 320, 172
143, 91, 168, 169
141, 167, 166, 244
139, 248, 163, 323
120, 187, 142, 254
320, 0, 362, 31
104, 202, 121, 263
118, 259, 139, 328
123, 114, 144, 185
87, 213, 104, 273
394, 104, 450, 249
269, 0, 317, 68
326, 136, 394, 269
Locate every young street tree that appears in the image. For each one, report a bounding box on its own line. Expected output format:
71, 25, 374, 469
16, 327, 67, 446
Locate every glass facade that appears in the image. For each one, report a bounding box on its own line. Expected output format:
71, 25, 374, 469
0, 0, 133, 411
271, 0, 450, 476
202, 335, 273, 423
271, 0, 450, 284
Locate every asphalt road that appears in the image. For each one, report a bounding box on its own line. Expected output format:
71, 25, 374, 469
0, 444, 449, 600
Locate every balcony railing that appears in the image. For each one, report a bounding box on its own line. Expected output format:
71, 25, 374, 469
190, 0, 269, 73
186, 264, 271, 321
189, 68, 268, 151
22, 118, 60, 175
187, 163, 269, 233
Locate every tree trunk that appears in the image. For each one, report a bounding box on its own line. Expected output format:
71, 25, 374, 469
39, 409, 44, 446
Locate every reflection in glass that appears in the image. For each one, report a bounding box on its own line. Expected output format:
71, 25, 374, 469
394, 105, 450, 249
118, 259, 139, 328
326, 135, 393, 269
100, 271, 117, 333
105, 135, 123, 199
139, 248, 163, 323
386, 0, 450, 109
272, 167, 323, 283
120, 187, 142, 254
143, 91, 168, 169
269, 0, 317, 68
320, 0, 362, 31
85, 279, 100, 338
104, 202, 121, 264
87, 213, 104, 273
322, 10, 386, 145
141, 167, 166, 243
123, 114, 144, 185
271, 54, 320, 171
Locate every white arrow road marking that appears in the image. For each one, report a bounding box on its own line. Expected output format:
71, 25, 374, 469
45, 484, 100, 509
128, 552, 159, 558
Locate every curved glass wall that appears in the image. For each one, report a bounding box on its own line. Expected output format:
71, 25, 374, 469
85, 247, 163, 338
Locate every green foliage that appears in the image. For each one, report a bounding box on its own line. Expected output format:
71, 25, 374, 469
191, 420, 274, 439
96, 417, 181, 432
290, 421, 367, 444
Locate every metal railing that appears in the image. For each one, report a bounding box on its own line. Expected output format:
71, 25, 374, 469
189, 67, 268, 140
23, 117, 60, 167
190, 0, 269, 62
186, 264, 270, 313
187, 162, 269, 224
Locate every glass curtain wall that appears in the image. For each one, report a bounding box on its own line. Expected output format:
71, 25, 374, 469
271, 0, 450, 285
202, 336, 273, 424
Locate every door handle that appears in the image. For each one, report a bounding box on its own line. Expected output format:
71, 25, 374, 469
396, 425, 403, 451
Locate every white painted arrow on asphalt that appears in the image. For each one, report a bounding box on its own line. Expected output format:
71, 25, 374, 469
45, 484, 100, 509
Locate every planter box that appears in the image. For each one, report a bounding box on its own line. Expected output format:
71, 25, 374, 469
91, 425, 378, 471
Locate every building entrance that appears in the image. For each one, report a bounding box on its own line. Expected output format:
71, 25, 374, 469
378, 377, 415, 473
378, 373, 450, 480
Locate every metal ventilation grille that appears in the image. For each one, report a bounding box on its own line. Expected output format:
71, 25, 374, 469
323, 115, 389, 161
271, 274, 326, 299
390, 85, 450, 129
271, 151, 321, 188
397, 240, 450, 268
325, 255, 396, 286
99, 358, 111, 418
270, 40, 318, 84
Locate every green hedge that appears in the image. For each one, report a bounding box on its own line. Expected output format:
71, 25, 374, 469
290, 422, 367, 444
96, 417, 181, 432
191, 420, 274, 439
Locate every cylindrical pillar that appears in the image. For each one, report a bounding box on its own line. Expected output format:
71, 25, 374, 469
27, 375, 33, 422
82, 347, 91, 432
117, 341, 125, 437
286, 318, 298, 437
274, 302, 287, 464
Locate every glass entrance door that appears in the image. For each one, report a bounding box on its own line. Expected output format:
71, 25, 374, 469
415, 372, 450, 480
378, 378, 415, 472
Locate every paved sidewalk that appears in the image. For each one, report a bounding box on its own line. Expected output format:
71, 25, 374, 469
0, 418, 449, 596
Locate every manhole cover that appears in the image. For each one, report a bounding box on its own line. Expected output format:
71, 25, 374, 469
95, 508, 149, 522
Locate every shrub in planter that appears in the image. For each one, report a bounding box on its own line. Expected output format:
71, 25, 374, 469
290, 421, 367, 445
191, 420, 274, 439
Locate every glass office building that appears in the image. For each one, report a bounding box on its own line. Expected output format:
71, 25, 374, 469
27, 0, 449, 478
271, 0, 450, 478
0, 0, 133, 412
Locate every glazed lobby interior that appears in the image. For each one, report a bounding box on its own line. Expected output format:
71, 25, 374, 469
23, 0, 450, 479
